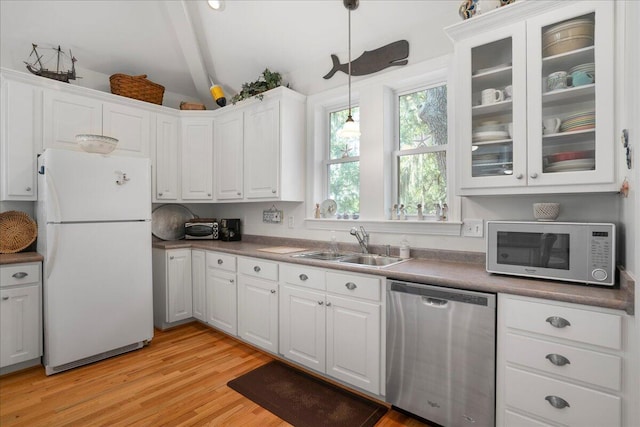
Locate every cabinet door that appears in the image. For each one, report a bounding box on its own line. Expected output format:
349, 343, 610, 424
1, 79, 39, 200
0, 285, 41, 368
181, 119, 213, 200
457, 22, 528, 190
155, 114, 179, 201
214, 111, 244, 200
244, 100, 280, 199
325, 294, 380, 394
102, 102, 151, 157
43, 89, 102, 151
205, 268, 237, 335
279, 284, 325, 372
526, 2, 614, 187
191, 250, 206, 322
167, 250, 192, 323
237, 275, 278, 353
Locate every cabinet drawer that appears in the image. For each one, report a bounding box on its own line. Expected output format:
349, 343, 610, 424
503, 298, 622, 350
505, 333, 621, 391
206, 252, 236, 272
0, 263, 40, 287
326, 272, 381, 302
505, 367, 621, 427
504, 410, 554, 427
239, 257, 278, 281
281, 263, 325, 291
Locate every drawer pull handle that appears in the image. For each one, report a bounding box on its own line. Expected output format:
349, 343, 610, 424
318, 301, 324, 306
326, 301, 332, 307
254, 266, 261, 273
299, 274, 308, 281
546, 316, 571, 328
217, 259, 223, 265
2, 296, 8, 301
545, 395, 570, 409
546, 353, 571, 366
270, 289, 276, 294
12, 272, 28, 279
345, 282, 357, 290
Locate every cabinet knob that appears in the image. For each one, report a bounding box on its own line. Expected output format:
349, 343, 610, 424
326, 301, 332, 307
217, 259, 223, 265
2, 296, 8, 301
530, 172, 538, 179
317, 301, 324, 305
230, 279, 234, 283
299, 274, 308, 281
158, 192, 163, 197
26, 187, 32, 192
345, 282, 357, 290
545, 353, 571, 366
254, 266, 261, 273
545, 395, 570, 409
272, 189, 276, 194
237, 192, 242, 196
207, 193, 212, 197
515, 174, 523, 180
12, 272, 28, 279
546, 316, 571, 328
270, 289, 276, 294
169, 256, 175, 260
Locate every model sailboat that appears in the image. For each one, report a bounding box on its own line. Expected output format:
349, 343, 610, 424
24, 43, 77, 82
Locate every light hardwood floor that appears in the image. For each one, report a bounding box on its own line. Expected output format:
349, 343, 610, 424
0, 322, 428, 426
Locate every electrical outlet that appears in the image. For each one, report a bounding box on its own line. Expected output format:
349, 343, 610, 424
462, 219, 484, 237
288, 216, 295, 228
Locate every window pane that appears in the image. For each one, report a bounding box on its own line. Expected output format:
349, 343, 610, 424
399, 85, 447, 150
398, 152, 446, 215
328, 162, 360, 215
330, 107, 360, 159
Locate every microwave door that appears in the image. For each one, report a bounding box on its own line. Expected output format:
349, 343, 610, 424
538, 233, 558, 268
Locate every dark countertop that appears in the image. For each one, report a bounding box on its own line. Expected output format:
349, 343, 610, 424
0, 252, 44, 265
153, 238, 634, 315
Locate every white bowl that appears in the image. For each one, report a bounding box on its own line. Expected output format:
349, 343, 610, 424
76, 134, 118, 154
533, 203, 560, 221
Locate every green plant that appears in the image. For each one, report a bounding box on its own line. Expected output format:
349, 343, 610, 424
230, 68, 289, 104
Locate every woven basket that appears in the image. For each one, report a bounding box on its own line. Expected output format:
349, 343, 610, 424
0, 211, 37, 253
180, 102, 206, 110
109, 74, 165, 105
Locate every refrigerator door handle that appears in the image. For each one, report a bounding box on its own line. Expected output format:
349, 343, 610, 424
46, 223, 59, 279
46, 171, 62, 223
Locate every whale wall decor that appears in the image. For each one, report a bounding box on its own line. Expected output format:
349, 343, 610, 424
323, 39, 409, 79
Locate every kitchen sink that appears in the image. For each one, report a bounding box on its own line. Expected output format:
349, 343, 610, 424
291, 251, 354, 260
338, 254, 406, 268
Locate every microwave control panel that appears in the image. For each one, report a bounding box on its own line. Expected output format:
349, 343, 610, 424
589, 229, 613, 282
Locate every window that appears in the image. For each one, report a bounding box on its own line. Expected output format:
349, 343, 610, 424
395, 84, 448, 218
326, 106, 360, 216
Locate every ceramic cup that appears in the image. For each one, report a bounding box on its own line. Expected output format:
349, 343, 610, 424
547, 71, 569, 91
571, 70, 594, 87
481, 88, 504, 105
542, 117, 562, 135
504, 85, 513, 99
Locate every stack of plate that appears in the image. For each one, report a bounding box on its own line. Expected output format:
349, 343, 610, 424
560, 111, 595, 132
569, 62, 595, 77
542, 17, 594, 57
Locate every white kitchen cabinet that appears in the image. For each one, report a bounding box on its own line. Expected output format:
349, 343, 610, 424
154, 113, 180, 201
0, 262, 42, 373
446, 1, 616, 195
244, 99, 280, 199
181, 118, 213, 201
279, 264, 382, 394
191, 250, 206, 322
0, 77, 40, 201
205, 251, 237, 335
214, 110, 244, 200
496, 294, 626, 427
152, 248, 193, 330
237, 257, 279, 353
102, 101, 151, 157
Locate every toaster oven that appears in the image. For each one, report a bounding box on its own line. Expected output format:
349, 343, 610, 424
184, 219, 218, 240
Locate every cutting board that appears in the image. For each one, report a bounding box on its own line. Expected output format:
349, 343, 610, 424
257, 246, 308, 254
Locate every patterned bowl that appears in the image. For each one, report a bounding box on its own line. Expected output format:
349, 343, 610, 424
76, 134, 119, 154
533, 203, 560, 221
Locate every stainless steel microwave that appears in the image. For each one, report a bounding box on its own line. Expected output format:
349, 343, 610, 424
486, 221, 615, 286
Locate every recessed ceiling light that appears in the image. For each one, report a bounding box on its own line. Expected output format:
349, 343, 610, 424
207, 0, 224, 10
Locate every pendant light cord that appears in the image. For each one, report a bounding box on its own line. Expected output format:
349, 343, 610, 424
348, 8, 352, 118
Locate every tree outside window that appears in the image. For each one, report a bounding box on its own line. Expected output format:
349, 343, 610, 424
396, 85, 447, 217
327, 107, 360, 216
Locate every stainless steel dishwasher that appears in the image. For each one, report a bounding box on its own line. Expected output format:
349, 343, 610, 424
386, 280, 496, 427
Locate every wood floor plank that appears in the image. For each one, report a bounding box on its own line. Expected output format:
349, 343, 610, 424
0, 322, 428, 426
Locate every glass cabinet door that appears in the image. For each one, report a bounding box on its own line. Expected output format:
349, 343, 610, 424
458, 23, 527, 189
526, 2, 614, 186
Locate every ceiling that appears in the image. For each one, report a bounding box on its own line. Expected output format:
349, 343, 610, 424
0, 0, 462, 108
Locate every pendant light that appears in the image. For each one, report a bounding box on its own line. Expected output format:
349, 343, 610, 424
337, 0, 361, 138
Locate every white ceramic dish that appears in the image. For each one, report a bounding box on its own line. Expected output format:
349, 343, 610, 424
320, 199, 337, 218
76, 134, 119, 154
472, 130, 509, 142
546, 158, 595, 172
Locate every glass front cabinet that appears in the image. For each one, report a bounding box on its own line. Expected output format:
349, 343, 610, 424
446, 1, 615, 195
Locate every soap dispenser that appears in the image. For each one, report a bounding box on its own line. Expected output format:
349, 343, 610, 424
399, 235, 410, 259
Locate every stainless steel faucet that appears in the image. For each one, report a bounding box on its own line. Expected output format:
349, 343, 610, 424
350, 226, 369, 253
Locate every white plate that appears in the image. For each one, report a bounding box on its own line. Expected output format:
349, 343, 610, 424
546, 158, 595, 172
472, 130, 509, 142
320, 199, 337, 218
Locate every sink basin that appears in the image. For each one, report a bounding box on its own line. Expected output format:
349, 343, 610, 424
291, 251, 354, 260
338, 254, 406, 267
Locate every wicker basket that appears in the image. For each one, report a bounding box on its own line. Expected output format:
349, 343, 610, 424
0, 211, 37, 253
180, 102, 206, 110
109, 74, 165, 105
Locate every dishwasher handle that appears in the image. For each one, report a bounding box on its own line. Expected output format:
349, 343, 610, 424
389, 280, 495, 308
423, 296, 448, 307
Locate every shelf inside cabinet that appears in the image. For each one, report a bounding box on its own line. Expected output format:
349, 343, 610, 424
472, 100, 512, 117
542, 128, 595, 146
542, 46, 595, 77
472, 138, 512, 147
542, 84, 595, 107
472, 66, 512, 89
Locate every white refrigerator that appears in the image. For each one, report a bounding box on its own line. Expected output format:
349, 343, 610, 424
36, 149, 153, 375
